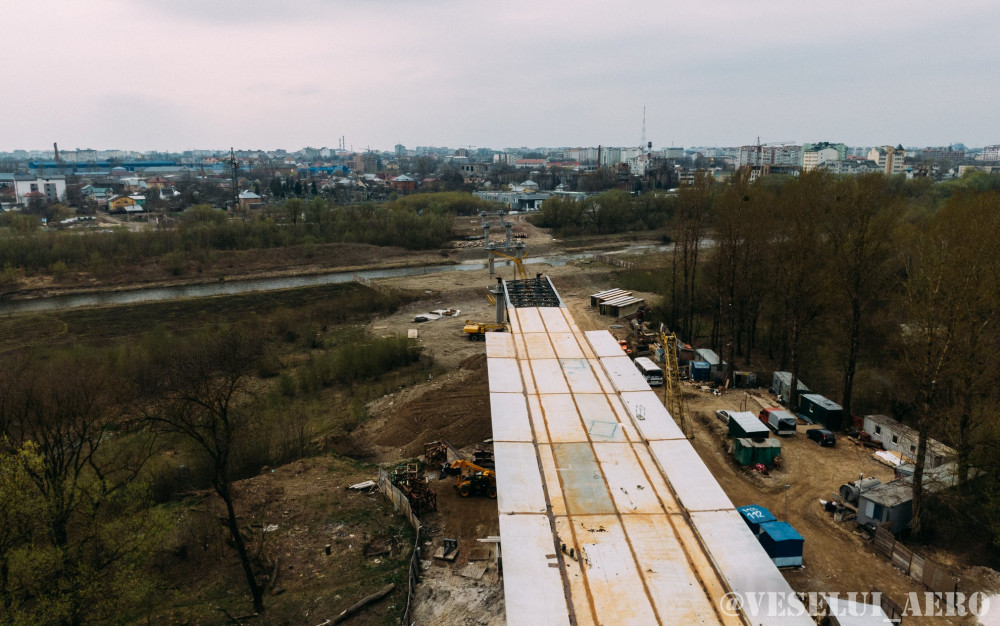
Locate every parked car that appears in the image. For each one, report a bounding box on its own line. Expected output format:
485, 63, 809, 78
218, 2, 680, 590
807, 428, 836, 446
716, 409, 732, 424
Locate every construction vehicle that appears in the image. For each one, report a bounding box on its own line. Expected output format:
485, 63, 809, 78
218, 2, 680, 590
490, 248, 528, 279
463, 320, 507, 341
440, 459, 497, 498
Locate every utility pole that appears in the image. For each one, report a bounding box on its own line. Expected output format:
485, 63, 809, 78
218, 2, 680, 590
230, 147, 238, 211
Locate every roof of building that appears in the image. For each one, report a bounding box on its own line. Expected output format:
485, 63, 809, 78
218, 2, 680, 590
238, 190, 261, 199
801, 393, 842, 410
859, 479, 912, 507
730, 411, 769, 435
758, 521, 804, 543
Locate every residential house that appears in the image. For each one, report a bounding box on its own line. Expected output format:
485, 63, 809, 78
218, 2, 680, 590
146, 175, 174, 189
108, 194, 142, 213
389, 175, 415, 193
81, 185, 114, 208
238, 190, 263, 209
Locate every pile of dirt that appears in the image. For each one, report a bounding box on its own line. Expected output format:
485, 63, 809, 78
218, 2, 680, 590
354, 354, 491, 462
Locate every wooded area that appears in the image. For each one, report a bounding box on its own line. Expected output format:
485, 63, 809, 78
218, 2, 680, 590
0, 283, 424, 622
610, 170, 1000, 545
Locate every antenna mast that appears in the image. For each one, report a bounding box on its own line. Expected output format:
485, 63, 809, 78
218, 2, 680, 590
641, 106, 646, 152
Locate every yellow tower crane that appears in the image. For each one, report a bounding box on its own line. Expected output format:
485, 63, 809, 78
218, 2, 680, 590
660, 325, 693, 439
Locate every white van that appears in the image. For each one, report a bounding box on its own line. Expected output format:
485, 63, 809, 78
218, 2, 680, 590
633, 357, 664, 386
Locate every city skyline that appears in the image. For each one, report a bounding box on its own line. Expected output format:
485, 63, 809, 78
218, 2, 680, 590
8, 1, 1000, 153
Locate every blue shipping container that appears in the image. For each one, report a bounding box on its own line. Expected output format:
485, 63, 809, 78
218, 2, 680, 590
758, 521, 804, 567
691, 361, 711, 381
736, 505, 776, 536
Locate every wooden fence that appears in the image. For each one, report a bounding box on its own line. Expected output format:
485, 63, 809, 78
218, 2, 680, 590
377, 469, 423, 625
593, 254, 635, 270
872, 527, 959, 602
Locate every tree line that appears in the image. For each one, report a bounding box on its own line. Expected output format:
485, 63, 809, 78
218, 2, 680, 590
618, 169, 1000, 542
0, 192, 500, 281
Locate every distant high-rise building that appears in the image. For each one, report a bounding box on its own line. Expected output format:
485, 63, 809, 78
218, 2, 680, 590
867, 145, 906, 174
980, 145, 999, 162
395, 144, 406, 158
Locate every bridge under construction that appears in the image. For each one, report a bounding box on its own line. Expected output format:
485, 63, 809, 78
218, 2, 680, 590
486, 276, 811, 625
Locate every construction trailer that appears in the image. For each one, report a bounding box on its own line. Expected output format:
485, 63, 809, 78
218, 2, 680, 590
695, 348, 726, 380
863, 414, 954, 469
856, 479, 913, 535
733, 437, 782, 466
799, 394, 844, 431
727, 411, 770, 439
757, 521, 804, 568
736, 504, 777, 536
770, 371, 810, 406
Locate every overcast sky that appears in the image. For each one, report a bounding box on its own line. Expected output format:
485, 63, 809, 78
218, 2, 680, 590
8, 1, 999, 153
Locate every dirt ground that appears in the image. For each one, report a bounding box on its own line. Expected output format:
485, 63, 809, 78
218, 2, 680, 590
348, 240, 998, 625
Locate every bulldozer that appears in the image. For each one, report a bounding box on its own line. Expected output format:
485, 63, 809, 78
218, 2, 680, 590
463, 320, 507, 341
440, 459, 497, 498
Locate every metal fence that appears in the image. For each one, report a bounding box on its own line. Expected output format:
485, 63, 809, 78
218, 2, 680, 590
872, 527, 959, 601
377, 469, 422, 625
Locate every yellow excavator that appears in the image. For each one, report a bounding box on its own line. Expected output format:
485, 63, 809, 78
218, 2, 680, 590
491, 248, 528, 279
463, 320, 508, 341
440, 459, 497, 498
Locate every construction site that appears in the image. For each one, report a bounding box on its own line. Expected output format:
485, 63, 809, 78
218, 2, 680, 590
338, 213, 999, 626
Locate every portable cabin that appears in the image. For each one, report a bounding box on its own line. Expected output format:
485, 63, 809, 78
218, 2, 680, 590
733, 371, 758, 388
757, 521, 804, 567
736, 504, 777, 536
728, 411, 770, 439
770, 371, 809, 406
690, 361, 711, 381
695, 348, 726, 379
855, 480, 913, 535
863, 414, 954, 468
734, 437, 782, 466
799, 394, 843, 431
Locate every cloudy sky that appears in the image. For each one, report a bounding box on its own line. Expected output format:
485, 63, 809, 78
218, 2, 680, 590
8, 1, 999, 152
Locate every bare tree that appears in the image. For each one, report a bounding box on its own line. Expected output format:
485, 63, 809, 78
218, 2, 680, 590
824, 174, 900, 419
671, 172, 712, 338
139, 325, 269, 614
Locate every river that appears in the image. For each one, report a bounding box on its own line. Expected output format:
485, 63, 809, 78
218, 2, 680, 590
0, 244, 675, 315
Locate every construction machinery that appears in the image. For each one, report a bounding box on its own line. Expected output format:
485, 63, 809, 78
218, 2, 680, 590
440, 459, 497, 498
463, 320, 508, 341
659, 325, 693, 439
490, 247, 528, 279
